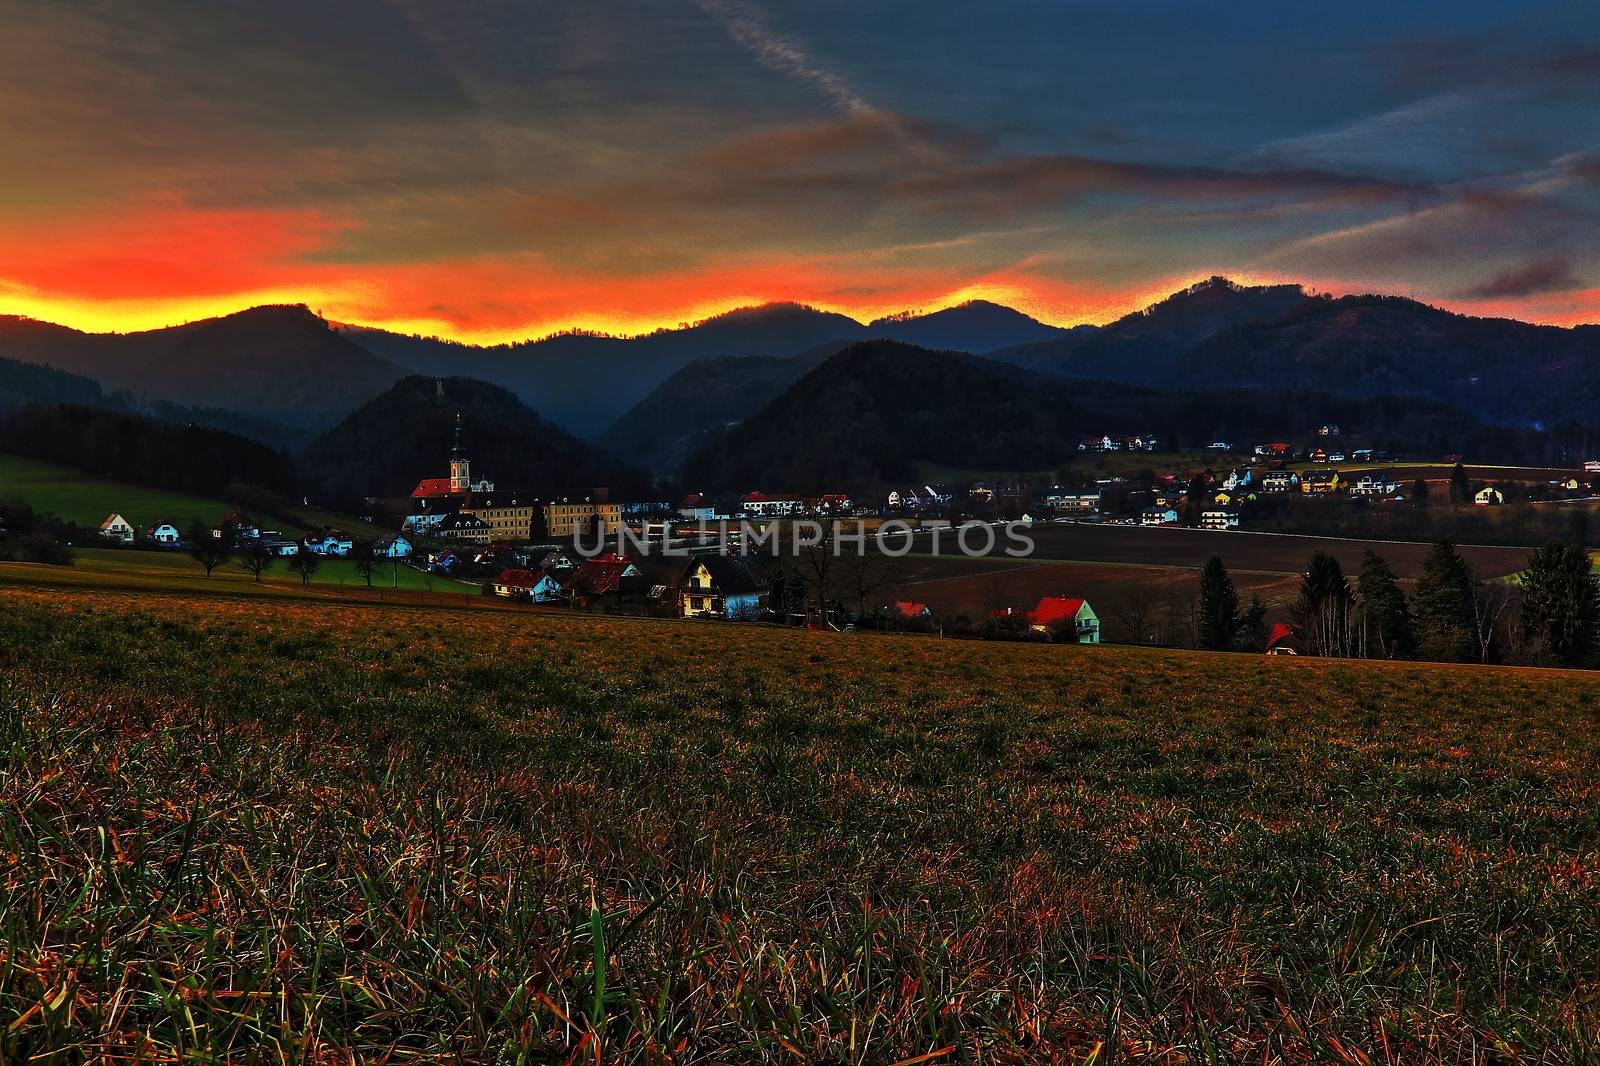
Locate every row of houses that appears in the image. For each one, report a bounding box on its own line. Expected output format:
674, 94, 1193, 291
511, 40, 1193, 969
1078, 435, 1160, 453
487, 551, 766, 618
898, 596, 1102, 642
98, 510, 414, 558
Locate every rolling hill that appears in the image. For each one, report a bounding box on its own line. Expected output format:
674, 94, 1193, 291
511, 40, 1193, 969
0, 305, 406, 432
137, 306, 407, 430
990, 276, 1309, 382
677, 339, 1543, 492
1178, 294, 1600, 426
595, 342, 850, 473
300, 375, 648, 504
0, 403, 295, 500
0, 354, 104, 411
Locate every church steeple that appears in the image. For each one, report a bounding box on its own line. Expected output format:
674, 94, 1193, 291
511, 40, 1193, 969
449, 412, 471, 493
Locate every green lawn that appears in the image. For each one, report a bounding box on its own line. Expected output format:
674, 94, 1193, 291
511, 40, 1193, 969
65, 546, 468, 593
0, 452, 229, 530
0, 451, 396, 540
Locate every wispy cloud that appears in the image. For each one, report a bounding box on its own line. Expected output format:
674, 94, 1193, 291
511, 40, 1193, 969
692, 0, 869, 115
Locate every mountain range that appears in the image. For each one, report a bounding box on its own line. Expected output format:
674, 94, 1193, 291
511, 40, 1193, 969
3, 277, 1599, 487
677, 340, 1565, 493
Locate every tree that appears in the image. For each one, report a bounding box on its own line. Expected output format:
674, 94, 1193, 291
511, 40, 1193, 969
1411, 478, 1430, 503
1356, 550, 1414, 658
1472, 578, 1515, 665
1196, 555, 1240, 651
287, 550, 322, 586
237, 540, 276, 583
352, 540, 380, 588
1448, 462, 1470, 506
838, 540, 903, 622
1237, 594, 1268, 652
1292, 551, 1354, 656
187, 520, 232, 578
1413, 541, 1477, 662
1115, 584, 1157, 644
1519, 540, 1599, 666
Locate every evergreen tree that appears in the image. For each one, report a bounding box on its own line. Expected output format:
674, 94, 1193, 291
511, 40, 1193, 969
1196, 555, 1240, 651
1237, 593, 1269, 652
1356, 549, 1414, 658
1292, 550, 1353, 655
1519, 540, 1599, 666
1414, 541, 1477, 662
1448, 462, 1470, 506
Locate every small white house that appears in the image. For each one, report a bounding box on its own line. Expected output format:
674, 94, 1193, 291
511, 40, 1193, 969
375, 533, 414, 558
147, 522, 181, 545
1475, 486, 1505, 506
1140, 507, 1180, 526
99, 513, 135, 543
305, 532, 355, 556
1200, 510, 1240, 530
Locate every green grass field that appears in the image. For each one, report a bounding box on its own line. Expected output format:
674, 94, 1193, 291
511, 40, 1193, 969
0, 451, 399, 541
0, 452, 229, 530
2, 581, 1597, 1061
56, 546, 465, 592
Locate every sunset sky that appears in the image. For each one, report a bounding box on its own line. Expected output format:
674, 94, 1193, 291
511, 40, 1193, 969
2, 0, 1598, 343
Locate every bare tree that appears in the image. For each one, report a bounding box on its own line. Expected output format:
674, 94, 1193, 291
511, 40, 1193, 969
186, 520, 232, 578
1473, 577, 1516, 664
288, 551, 321, 586
787, 523, 842, 627
1115, 584, 1157, 644
1162, 587, 1196, 648
839, 543, 904, 621
981, 570, 1014, 621
236, 540, 276, 583
352, 540, 380, 588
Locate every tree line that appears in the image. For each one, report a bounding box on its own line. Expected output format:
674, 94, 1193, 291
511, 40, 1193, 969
1195, 541, 1599, 667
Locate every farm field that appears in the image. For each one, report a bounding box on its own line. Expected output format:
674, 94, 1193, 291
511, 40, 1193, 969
0, 548, 480, 604
888, 559, 1302, 640
979, 522, 1531, 578
2, 586, 1598, 1061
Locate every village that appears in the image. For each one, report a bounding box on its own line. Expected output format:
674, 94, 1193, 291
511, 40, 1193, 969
72, 414, 1600, 650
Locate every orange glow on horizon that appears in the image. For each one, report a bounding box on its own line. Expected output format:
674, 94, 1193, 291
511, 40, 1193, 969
1, 263, 1592, 347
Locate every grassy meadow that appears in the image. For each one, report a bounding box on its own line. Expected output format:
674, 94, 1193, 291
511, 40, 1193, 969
0, 451, 396, 540
2, 585, 1599, 1062
0, 452, 226, 530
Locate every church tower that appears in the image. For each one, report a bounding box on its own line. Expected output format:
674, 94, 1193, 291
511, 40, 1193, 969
449, 412, 471, 493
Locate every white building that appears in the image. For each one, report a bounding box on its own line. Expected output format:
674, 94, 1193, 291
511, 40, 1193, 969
742, 492, 800, 517
1200, 510, 1240, 530
98, 513, 135, 543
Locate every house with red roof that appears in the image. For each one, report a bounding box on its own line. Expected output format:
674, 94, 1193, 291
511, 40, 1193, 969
1266, 623, 1301, 655
491, 567, 562, 603
562, 553, 642, 608
741, 491, 800, 517
411, 477, 455, 498
893, 601, 931, 621
1027, 597, 1100, 643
